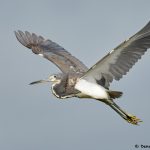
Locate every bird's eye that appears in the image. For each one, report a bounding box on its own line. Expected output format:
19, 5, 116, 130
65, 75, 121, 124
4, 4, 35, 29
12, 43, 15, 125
53, 75, 57, 78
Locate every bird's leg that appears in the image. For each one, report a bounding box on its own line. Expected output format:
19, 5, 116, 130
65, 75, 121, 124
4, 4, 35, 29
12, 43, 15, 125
108, 101, 142, 125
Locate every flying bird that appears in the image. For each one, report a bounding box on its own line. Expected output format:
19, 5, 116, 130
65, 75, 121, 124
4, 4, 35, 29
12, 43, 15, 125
15, 21, 150, 125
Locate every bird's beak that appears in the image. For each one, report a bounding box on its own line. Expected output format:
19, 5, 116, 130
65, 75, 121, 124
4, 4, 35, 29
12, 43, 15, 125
29, 79, 50, 85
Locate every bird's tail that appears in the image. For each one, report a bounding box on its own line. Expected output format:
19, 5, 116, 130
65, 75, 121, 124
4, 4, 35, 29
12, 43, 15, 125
107, 90, 123, 99
108, 102, 142, 125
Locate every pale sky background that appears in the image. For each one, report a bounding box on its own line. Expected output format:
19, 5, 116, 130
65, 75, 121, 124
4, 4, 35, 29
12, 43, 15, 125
1, 0, 150, 150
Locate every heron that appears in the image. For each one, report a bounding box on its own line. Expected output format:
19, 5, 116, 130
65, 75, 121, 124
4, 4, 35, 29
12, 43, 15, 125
15, 21, 150, 125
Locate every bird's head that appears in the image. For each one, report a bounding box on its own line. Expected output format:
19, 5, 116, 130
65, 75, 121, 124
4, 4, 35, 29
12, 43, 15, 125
48, 74, 62, 84
29, 73, 63, 85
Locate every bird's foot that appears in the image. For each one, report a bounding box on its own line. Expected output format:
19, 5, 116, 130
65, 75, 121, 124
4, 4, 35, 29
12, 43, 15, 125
126, 114, 142, 125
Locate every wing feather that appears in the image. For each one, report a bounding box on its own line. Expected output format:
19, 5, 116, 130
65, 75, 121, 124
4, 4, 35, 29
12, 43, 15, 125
82, 21, 150, 87
15, 31, 88, 73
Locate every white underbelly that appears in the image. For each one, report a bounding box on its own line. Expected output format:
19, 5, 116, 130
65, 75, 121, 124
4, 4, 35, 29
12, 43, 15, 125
75, 79, 109, 99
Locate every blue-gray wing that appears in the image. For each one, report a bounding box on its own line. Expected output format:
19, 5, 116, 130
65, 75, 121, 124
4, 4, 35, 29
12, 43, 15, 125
81, 21, 150, 88
15, 31, 88, 73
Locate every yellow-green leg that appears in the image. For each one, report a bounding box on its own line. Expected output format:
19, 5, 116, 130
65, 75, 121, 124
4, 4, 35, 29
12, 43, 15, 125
109, 102, 142, 125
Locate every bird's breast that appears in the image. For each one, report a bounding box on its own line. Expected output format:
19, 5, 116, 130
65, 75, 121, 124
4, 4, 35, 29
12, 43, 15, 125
75, 79, 109, 99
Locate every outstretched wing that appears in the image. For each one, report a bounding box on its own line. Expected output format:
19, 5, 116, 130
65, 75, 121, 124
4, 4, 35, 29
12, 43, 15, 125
81, 21, 150, 88
15, 31, 88, 73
